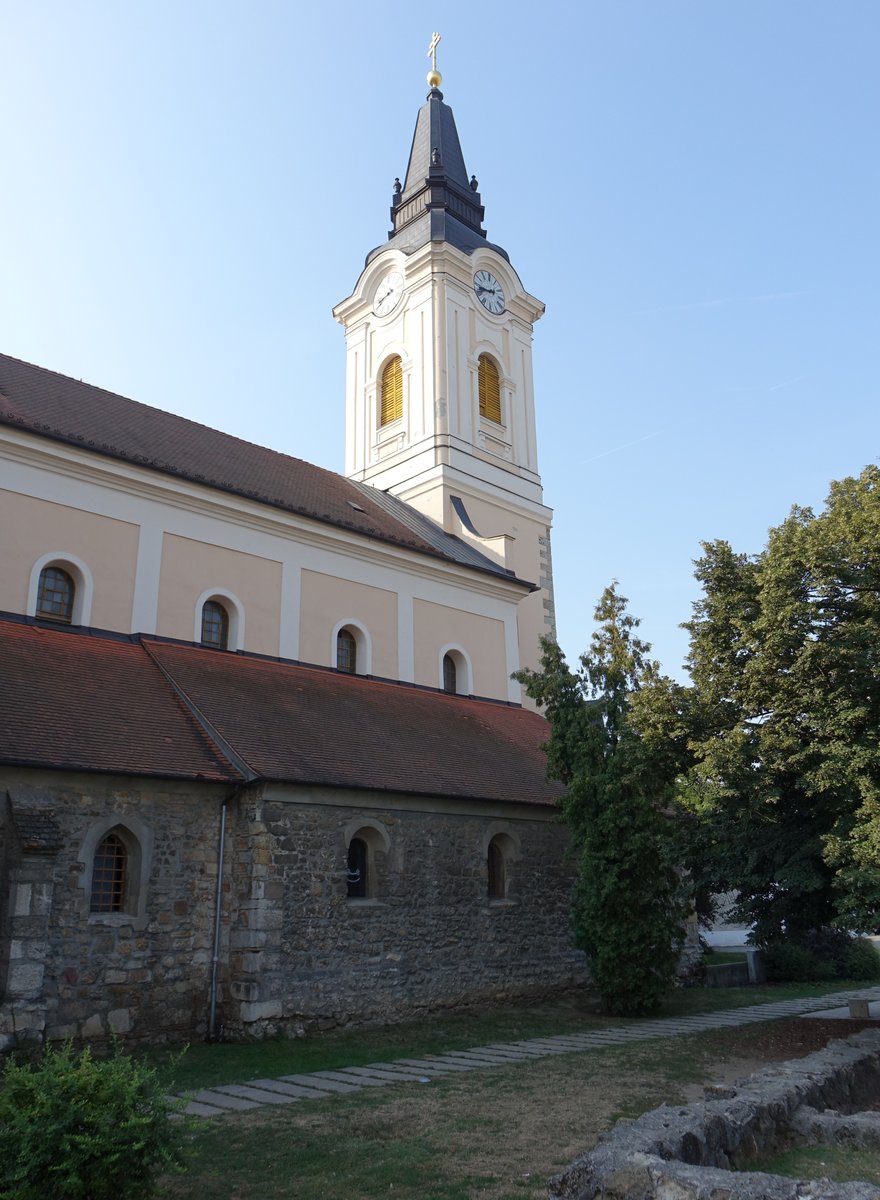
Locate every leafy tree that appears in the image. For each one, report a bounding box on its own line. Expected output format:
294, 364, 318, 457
517, 585, 687, 1015
680, 464, 880, 938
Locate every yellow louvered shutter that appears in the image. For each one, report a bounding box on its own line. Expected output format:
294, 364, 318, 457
380, 357, 403, 425
478, 355, 501, 423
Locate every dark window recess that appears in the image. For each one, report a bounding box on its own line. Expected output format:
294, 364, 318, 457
337, 628, 357, 674
201, 601, 229, 649
36, 566, 74, 623
487, 840, 506, 900
347, 838, 367, 898
91, 833, 127, 913
443, 653, 457, 694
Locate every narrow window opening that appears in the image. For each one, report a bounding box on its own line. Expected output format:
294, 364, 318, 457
91, 833, 127, 913
337, 628, 357, 674
36, 566, 75, 623
380, 356, 403, 426
478, 355, 502, 424
487, 839, 506, 900
201, 600, 229, 649
347, 838, 368, 898
443, 653, 457, 694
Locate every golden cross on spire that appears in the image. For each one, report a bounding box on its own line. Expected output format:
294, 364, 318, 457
426, 32, 442, 88
427, 31, 441, 72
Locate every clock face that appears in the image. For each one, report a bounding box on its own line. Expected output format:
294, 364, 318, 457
373, 270, 404, 317
474, 270, 505, 314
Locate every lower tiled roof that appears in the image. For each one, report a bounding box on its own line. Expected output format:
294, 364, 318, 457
0, 620, 238, 781
0, 617, 562, 806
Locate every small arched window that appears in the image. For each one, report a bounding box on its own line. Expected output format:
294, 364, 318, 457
443, 653, 457, 695
478, 355, 502, 424
337, 627, 357, 674
487, 838, 506, 900
91, 833, 127, 913
36, 566, 75, 624
347, 837, 368, 898
201, 600, 229, 649
380, 356, 403, 426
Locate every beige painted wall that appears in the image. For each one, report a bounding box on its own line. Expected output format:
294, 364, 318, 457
0, 489, 139, 630
156, 534, 283, 655
300, 569, 398, 677
412, 599, 507, 699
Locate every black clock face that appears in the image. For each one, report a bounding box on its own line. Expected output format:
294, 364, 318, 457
474, 270, 505, 314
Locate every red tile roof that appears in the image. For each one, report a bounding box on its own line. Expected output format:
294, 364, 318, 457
0, 353, 518, 583
0, 621, 238, 782
0, 618, 562, 806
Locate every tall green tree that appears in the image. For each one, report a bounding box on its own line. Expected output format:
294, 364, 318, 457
681, 464, 880, 937
517, 585, 687, 1016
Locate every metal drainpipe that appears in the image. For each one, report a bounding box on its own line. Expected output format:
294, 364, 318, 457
207, 792, 231, 1042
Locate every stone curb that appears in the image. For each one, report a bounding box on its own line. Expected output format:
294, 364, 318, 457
177, 985, 880, 1118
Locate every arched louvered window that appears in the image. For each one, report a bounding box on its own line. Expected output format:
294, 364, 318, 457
91, 833, 127, 913
201, 600, 229, 649
380, 356, 403, 426
36, 566, 75, 624
443, 653, 457, 695
337, 628, 357, 674
478, 355, 502, 424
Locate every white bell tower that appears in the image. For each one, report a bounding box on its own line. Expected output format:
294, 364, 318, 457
333, 49, 555, 674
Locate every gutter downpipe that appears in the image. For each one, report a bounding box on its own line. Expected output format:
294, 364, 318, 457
207, 792, 232, 1043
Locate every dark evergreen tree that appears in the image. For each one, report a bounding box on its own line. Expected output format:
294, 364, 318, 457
517, 585, 687, 1016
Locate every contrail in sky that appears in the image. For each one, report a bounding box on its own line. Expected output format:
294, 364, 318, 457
582, 430, 665, 464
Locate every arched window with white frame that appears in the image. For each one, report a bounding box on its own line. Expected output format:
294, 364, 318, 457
194, 589, 244, 651
438, 645, 472, 696
331, 620, 372, 676
28, 553, 94, 627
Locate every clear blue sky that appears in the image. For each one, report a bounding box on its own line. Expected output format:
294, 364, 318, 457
2, 2, 877, 680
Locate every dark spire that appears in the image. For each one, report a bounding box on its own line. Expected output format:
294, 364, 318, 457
367, 87, 509, 264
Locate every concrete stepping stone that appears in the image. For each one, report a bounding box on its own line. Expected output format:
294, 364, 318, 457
212, 1084, 298, 1105
394, 1057, 474, 1073
279, 1073, 362, 1093
309, 1069, 389, 1087
190, 1089, 261, 1111
364, 1062, 436, 1079
181, 1099, 231, 1117
340, 1065, 426, 1083
245, 1077, 331, 1099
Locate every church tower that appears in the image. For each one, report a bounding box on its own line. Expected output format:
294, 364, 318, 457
333, 40, 555, 675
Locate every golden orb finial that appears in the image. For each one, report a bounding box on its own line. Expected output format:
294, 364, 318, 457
427, 31, 442, 89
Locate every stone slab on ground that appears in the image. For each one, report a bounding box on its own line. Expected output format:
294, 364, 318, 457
212, 1084, 298, 1105
190, 1089, 261, 1111
245, 1077, 331, 1099
279, 1073, 362, 1093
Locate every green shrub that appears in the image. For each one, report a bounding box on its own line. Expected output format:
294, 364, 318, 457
0, 1041, 188, 1200
763, 941, 836, 982
842, 937, 880, 981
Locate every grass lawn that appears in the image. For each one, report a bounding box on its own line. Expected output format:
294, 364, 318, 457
140, 980, 880, 1199
144, 979, 868, 1093
751, 1145, 880, 1187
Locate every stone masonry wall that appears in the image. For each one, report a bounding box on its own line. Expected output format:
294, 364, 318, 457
1, 771, 587, 1049
0, 772, 228, 1051
222, 785, 587, 1037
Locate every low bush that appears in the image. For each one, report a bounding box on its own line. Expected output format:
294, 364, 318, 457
763, 941, 835, 983
0, 1041, 188, 1200
763, 930, 880, 983
842, 937, 880, 981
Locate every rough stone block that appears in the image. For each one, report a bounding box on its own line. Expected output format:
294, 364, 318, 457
108, 1008, 132, 1035
239, 999, 282, 1023
81, 1014, 104, 1038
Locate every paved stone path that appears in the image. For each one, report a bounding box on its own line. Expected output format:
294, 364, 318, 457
178, 985, 880, 1117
